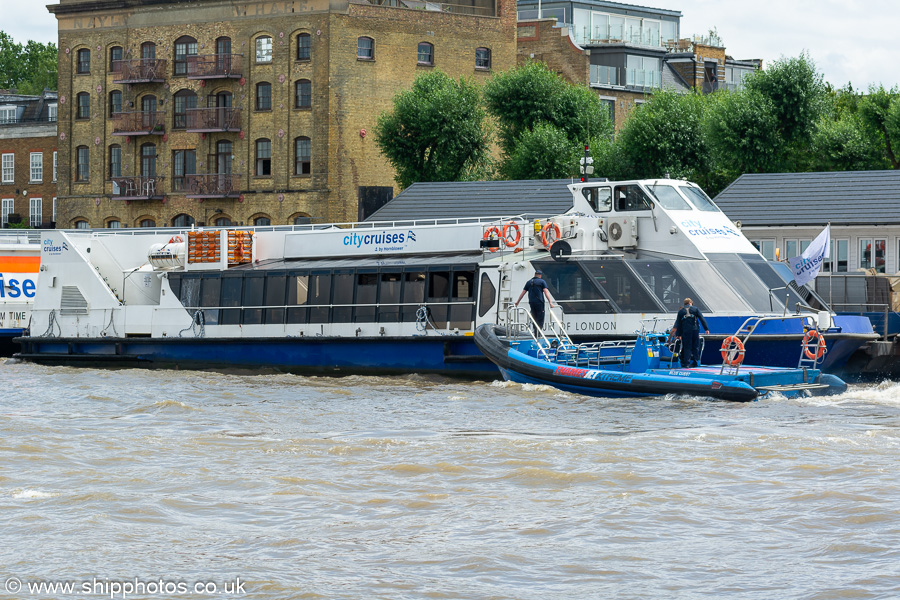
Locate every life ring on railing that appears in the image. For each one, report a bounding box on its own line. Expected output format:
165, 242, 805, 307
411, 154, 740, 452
803, 330, 826, 360
501, 221, 521, 247
483, 226, 501, 252
541, 222, 561, 248
720, 335, 745, 366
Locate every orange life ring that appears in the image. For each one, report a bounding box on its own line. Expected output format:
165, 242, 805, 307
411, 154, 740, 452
483, 226, 501, 253
541, 222, 561, 248
803, 330, 826, 360
501, 221, 521, 247
720, 335, 745, 366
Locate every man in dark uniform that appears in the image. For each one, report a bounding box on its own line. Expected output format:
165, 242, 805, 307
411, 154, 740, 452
515, 270, 555, 332
672, 297, 709, 368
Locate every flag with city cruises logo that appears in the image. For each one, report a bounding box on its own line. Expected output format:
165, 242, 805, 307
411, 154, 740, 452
788, 225, 830, 286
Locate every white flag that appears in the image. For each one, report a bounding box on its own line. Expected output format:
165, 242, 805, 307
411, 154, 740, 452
788, 225, 830, 286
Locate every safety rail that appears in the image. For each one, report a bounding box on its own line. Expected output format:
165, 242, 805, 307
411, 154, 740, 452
721, 315, 826, 375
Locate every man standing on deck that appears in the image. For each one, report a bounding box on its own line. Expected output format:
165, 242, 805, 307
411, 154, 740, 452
672, 298, 709, 368
515, 270, 554, 333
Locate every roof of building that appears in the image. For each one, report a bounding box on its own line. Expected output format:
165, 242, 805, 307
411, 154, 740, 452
365, 179, 579, 222
713, 170, 900, 227
0, 89, 58, 125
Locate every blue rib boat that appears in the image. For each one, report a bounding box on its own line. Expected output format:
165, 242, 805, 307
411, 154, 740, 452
474, 316, 848, 402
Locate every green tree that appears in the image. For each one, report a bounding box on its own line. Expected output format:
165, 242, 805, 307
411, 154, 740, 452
502, 123, 580, 180
483, 61, 612, 177
808, 113, 888, 172
704, 87, 781, 175
0, 31, 57, 93
857, 86, 900, 169
614, 89, 708, 181
375, 70, 490, 189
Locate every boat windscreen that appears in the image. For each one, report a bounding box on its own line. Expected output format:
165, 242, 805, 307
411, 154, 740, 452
670, 260, 752, 313
679, 186, 719, 212
538, 262, 613, 314
581, 261, 664, 313
629, 260, 709, 312
767, 260, 829, 311
647, 184, 692, 210
707, 255, 784, 312
740, 255, 810, 310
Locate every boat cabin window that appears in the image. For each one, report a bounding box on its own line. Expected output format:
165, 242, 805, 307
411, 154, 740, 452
170, 265, 477, 329
671, 260, 751, 313
707, 254, 784, 312
614, 185, 654, 212
540, 262, 612, 314
582, 261, 663, 313
741, 255, 821, 310
581, 186, 612, 213
679, 186, 719, 212
647, 184, 692, 210
478, 272, 496, 318
630, 260, 708, 312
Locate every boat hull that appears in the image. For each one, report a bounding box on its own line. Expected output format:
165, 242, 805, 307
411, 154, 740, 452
14, 335, 496, 377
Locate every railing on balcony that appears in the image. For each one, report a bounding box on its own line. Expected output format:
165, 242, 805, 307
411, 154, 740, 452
185, 54, 243, 79
590, 65, 619, 87
183, 174, 242, 198
350, 0, 494, 16
111, 59, 167, 83
625, 69, 662, 89
111, 176, 165, 200
185, 107, 241, 132
111, 111, 166, 136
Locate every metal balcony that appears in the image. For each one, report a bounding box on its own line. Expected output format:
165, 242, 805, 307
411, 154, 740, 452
185, 107, 241, 133
111, 176, 165, 200
111, 59, 167, 84
183, 174, 242, 198
185, 54, 243, 79
111, 111, 166, 136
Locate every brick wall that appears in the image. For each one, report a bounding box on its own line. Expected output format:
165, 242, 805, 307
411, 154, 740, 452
0, 126, 58, 227
516, 19, 589, 86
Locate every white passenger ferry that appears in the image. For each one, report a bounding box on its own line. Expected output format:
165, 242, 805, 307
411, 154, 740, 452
0, 232, 40, 353
16, 179, 876, 374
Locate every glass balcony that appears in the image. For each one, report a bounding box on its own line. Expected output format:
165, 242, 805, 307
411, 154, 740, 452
111, 176, 165, 200
625, 69, 662, 89
185, 107, 241, 133
590, 65, 619, 87
111, 111, 166, 136
185, 54, 243, 79
184, 174, 242, 199
111, 59, 167, 84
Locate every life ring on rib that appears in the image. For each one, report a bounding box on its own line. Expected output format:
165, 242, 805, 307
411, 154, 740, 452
483, 226, 501, 253
720, 335, 745, 366
803, 330, 826, 360
501, 221, 521, 247
541, 222, 561, 248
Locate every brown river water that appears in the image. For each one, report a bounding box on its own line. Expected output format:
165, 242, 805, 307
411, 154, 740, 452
1, 359, 899, 599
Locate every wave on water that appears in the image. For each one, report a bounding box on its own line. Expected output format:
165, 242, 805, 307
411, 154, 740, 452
10, 489, 59, 500
787, 380, 900, 407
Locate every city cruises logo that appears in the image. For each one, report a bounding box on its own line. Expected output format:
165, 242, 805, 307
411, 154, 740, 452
43, 238, 69, 256
680, 219, 741, 238
343, 230, 417, 252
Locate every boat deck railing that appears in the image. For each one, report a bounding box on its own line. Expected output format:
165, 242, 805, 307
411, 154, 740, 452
725, 314, 826, 374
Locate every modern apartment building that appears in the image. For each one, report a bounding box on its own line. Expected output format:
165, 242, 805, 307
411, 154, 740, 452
50, 0, 516, 229
0, 90, 58, 228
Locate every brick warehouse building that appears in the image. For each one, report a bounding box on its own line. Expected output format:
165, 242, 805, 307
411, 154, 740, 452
0, 90, 58, 228
49, 0, 516, 229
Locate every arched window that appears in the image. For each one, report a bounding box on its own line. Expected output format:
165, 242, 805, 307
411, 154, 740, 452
138, 218, 156, 227
417, 42, 434, 65
256, 82, 272, 111
108, 144, 121, 178
291, 213, 311, 225
74, 219, 90, 229
295, 79, 311, 109
254, 216, 272, 226
76, 92, 90, 119
214, 216, 233, 227
106, 219, 122, 229
216, 140, 233, 174
140, 143, 157, 177
173, 89, 197, 129
109, 46, 123, 72
172, 149, 196, 191
256, 139, 271, 176
109, 90, 122, 115
357, 37, 374, 60
297, 33, 311, 61
141, 42, 156, 60
216, 37, 233, 74
294, 137, 311, 176
141, 95, 157, 130
76, 48, 91, 74
256, 36, 273, 63
75, 146, 89, 182
475, 47, 491, 70
172, 214, 195, 227
174, 35, 197, 76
